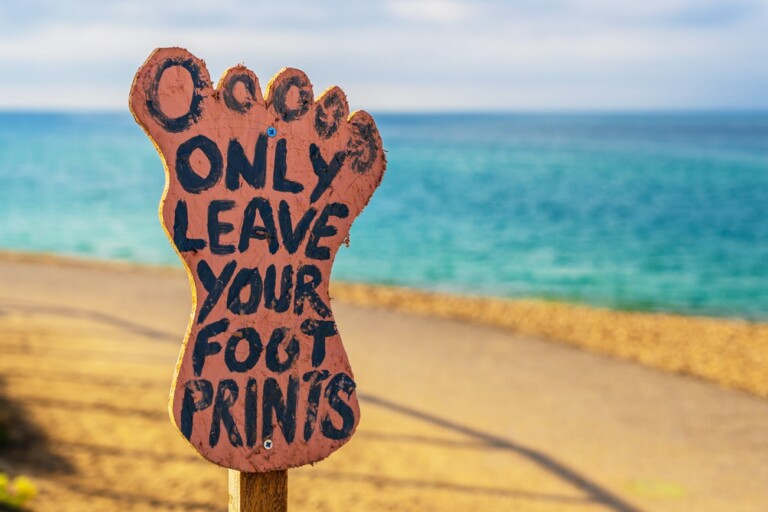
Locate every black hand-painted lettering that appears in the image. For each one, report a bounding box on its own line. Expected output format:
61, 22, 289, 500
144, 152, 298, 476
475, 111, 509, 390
146, 57, 206, 133
192, 318, 228, 376
273, 138, 303, 193
226, 135, 267, 190
210, 379, 243, 447
208, 200, 236, 255
176, 135, 223, 193
302, 370, 330, 442
314, 90, 345, 139
224, 327, 263, 373
223, 73, 257, 114
301, 319, 337, 367
264, 264, 292, 313
309, 144, 346, 203
294, 265, 330, 318
271, 75, 312, 122
180, 378, 213, 440
245, 377, 259, 448
306, 203, 349, 260
239, 197, 278, 254
278, 200, 316, 254
265, 327, 300, 373
227, 267, 263, 315
322, 373, 356, 440
348, 119, 379, 174
262, 376, 299, 444
197, 260, 236, 324
173, 200, 206, 252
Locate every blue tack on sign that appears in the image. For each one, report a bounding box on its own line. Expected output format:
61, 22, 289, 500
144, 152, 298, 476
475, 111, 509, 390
267, 127, 277, 137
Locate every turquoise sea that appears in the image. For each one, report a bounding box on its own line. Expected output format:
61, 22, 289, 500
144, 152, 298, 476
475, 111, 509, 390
0, 112, 767, 320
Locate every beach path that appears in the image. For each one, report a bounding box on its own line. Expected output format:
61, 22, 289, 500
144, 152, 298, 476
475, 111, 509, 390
0, 255, 766, 511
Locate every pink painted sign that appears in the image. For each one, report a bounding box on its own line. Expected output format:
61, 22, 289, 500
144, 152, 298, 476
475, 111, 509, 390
129, 48, 385, 472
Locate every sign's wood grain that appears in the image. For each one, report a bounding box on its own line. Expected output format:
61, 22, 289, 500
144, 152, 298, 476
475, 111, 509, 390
129, 48, 386, 472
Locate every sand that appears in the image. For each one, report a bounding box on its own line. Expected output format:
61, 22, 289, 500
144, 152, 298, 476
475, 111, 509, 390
1, 253, 768, 511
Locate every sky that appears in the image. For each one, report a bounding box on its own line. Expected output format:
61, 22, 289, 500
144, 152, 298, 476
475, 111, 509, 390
0, 0, 767, 112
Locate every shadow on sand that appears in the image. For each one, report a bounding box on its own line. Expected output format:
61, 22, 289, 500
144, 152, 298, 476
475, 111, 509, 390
359, 393, 643, 512
0, 377, 72, 474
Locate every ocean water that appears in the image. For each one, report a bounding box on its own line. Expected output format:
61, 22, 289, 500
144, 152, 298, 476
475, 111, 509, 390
0, 112, 767, 320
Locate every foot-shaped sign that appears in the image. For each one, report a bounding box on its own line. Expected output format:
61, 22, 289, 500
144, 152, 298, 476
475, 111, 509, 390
129, 48, 385, 472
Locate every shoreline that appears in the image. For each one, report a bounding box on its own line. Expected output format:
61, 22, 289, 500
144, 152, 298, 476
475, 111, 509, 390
2, 249, 767, 398
1, 248, 759, 321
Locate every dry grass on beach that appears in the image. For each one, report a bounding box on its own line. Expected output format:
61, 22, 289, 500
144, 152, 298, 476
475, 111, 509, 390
332, 283, 768, 399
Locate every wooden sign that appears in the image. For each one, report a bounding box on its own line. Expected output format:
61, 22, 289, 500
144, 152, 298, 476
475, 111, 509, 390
129, 48, 385, 472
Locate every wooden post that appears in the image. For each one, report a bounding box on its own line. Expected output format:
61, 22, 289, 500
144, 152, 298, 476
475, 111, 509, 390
229, 470, 288, 512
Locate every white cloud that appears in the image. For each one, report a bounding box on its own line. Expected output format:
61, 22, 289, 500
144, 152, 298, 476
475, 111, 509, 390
0, 0, 765, 110
386, 0, 473, 24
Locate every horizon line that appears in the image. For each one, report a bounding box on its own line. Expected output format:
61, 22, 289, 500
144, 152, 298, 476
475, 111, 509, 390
0, 107, 767, 116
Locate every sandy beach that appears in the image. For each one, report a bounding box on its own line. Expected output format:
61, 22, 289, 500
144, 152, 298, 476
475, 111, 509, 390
1, 253, 768, 511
